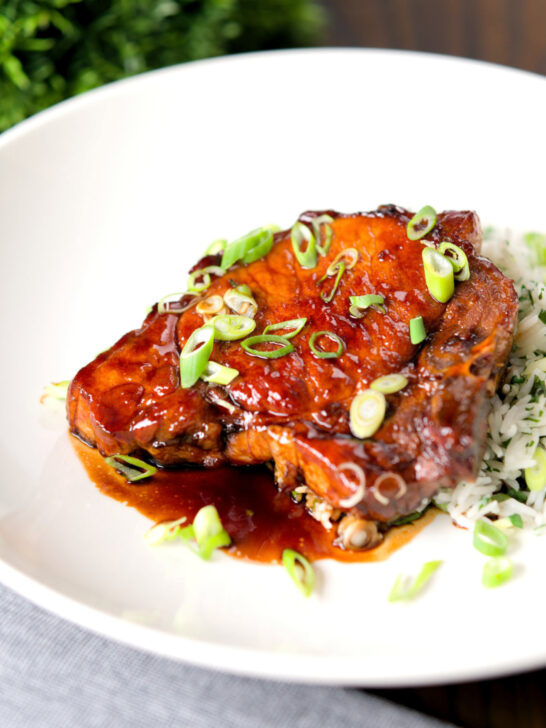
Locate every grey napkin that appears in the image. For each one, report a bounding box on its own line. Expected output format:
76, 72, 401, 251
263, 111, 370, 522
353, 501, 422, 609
0, 583, 456, 728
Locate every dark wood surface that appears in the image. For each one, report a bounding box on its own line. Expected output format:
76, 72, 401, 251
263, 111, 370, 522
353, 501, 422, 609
319, 1, 546, 726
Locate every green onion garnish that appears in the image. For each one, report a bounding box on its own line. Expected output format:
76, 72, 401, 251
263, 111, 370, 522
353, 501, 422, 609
495, 513, 524, 530
407, 205, 437, 241
326, 248, 359, 275
158, 292, 195, 315
196, 294, 226, 317
144, 516, 187, 545
263, 317, 307, 339
281, 548, 315, 597
524, 232, 546, 265
191, 504, 231, 560
349, 389, 386, 439
349, 294, 385, 317
201, 361, 239, 385
309, 330, 344, 359
524, 446, 546, 491
210, 314, 256, 341
187, 266, 225, 293
370, 373, 408, 394
482, 557, 513, 588
311, 214, 334, 256
223, 288, 257, 318
221, 227, 275, 269
291, 222, 317, 269
409, 316, 426, 344
473, 519, 508, 557
105, 454, 158, 483
41, 380, 70, 402
320, 262, 345, 303
422, 247, 455, 303
241, 334, 294, 359
438, 241, 470, 281
179, 325, 215, 388
205, 239, 227, 256
388, 560, 442, 602
234, 283, 252, 296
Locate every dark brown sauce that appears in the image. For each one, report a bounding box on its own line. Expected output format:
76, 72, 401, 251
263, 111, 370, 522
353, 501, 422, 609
71, 435, 437, 563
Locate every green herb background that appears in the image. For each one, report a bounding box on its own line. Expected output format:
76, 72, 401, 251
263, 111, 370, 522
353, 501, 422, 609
0, 0, 324, 132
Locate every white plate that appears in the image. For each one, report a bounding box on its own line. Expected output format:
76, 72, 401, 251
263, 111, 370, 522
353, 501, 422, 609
1, 49, 545, 687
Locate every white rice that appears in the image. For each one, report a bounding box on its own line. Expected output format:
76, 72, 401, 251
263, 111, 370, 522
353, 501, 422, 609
433, 227, 546, 530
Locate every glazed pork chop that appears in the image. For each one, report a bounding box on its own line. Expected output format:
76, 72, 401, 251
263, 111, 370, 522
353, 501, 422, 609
68, 205, 518, 548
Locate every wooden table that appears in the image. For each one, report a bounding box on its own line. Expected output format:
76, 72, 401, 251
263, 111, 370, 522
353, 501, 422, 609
319, 1, 546, 725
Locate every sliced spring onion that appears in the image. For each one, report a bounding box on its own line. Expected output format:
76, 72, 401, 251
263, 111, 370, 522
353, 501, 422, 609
201, 361, 239, 385
105, 454, 158, 483
281, 548, 315, 597
187, 266, 225, 293
438, 241, 470, 281
191, 504, 231, 560
291, 222, 317, 269
223, 288, 257, 318
407, 205, 437, 241
179, 325, 215, 388
409, 316, 426, 345
158, 292, 195, 314
309, 330, 344, 359
524, 446, 546, 491
221, 227, 274, 269
263, 317, 307, 339
473, 519, 508, 557
422, 247, 455, 303
205, 238, 227, 255
41, 380, 70, 402
196, 295, 226, 317
482, 557, 513, 588
320, 262, 345, 303
311, 214, 334, 256
326, 248, 359, 275
349, 389, 386, 439
241, 334, 294, 359
349, 294, 385, 317
210, 314, 256, 341
495, 513, 524, 530
144, 516, 187, 545
235, 283, 252, 296
388, 560, 442, 602
370, 373, 408, 394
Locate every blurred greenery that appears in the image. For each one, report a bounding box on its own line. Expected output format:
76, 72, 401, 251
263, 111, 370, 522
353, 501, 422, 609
0, 0, 324, 131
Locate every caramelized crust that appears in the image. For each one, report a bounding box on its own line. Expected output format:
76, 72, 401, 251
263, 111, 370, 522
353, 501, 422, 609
67, 206, 518, 523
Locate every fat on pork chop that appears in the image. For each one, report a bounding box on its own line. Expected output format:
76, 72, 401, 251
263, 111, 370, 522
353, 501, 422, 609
67, 205, 519, 549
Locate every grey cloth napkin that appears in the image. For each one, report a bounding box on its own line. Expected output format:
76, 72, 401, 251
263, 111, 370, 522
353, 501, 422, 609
0, 583, 456, 728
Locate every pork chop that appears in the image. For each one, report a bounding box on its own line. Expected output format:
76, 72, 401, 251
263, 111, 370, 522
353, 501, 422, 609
67, 206, 518, 547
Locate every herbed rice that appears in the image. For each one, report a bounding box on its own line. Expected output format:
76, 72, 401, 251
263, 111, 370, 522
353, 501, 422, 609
433, 227, 546, 531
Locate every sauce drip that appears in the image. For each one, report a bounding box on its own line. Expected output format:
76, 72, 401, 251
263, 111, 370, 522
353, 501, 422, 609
72, 436, 437, 563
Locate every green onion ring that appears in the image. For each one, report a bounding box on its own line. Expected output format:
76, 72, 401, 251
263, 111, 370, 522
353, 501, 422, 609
41, 380, 71, 402
309, 330, 344, 359
370, 373, 408, 394
263, 317, 307, 339
473, 519, 508, 557
223, 288, 257, 318
321, 262, 345, 303
311, 214, 334, 256
282, 548, 315, 597
326, 248, 359, 275
438, 241, 470, 281
145, 516, 187, 545
158, 292, 196, 314
291, 222, 317, 269
235, 283, 252, 296
482, 557, 513, 588
349, 389, 386, 439
179, 325, 215, 388
205, 239, 227, 255
201, 361, 239, 385
221, 227, 274, 269
409, 316, 426, 345
241, 334, 294, 359
422, 247, 455, 303
105, 454, 158, 483
192, 505, 231, 560
525, 446, 546, 491
388, 560, 442, 602
210, 314, 256, 341
407, 205, 437, 241
349, 294, 385, 316
187, 266, 225, 293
